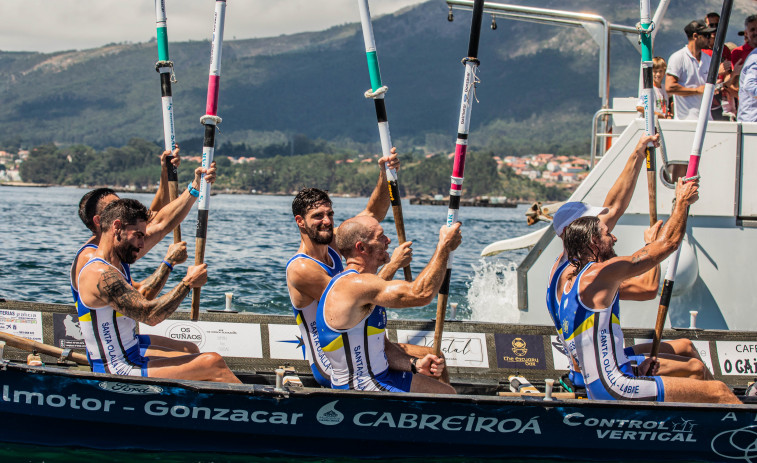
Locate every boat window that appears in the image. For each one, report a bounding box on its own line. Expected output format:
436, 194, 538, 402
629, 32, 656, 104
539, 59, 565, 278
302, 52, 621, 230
660, 161, 688, 189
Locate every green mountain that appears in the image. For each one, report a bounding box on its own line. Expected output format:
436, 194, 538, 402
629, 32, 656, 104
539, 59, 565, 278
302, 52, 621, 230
0, 0, 748, 154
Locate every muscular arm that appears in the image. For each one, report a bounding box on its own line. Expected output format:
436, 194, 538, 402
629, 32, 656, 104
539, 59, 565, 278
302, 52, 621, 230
141, 163, 214, 258
142, 190, 196, 258
135, 262, 173, 300
601, 135, 656, 232
587, 188, 692, 307
96, 267, 190, 326
326, 247, 451, 329
357, 148, 399, 222
618, 264, 660, 301
358, 161, 391, 222
136, 241, 187, 300
148, 157, 170, 214
286, 259, 333, 306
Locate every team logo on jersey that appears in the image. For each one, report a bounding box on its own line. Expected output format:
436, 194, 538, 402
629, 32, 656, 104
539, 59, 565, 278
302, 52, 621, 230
511, 338, 528, 357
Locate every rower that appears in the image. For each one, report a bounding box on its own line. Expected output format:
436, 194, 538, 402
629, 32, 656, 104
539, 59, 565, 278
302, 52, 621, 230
77, 198, 239, 383
316, 216, 457, 393
71, 150, 217, 359
547, 134, 712, 386
557, 179, 739, 403
286, 151, 446, 387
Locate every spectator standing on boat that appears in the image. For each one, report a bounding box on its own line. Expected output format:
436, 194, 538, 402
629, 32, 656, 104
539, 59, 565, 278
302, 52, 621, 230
723, 16, 757, 108
286, 151, 443, 387
557, 179, 740, 404
315, 215, 458, 394
666, 20, 717, 121
636, 57, 672, 119
702, 13, 734, 121
72, 147, 218, 358
737, 16, 757, 122
738, 47, 757, 121
730, 16, 757, 77
76, 199, 240, 382
546, 134, 712, 392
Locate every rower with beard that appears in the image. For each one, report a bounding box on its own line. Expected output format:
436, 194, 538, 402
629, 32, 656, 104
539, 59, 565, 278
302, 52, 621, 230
548, 135, 711, 392
77, 199, 240, 382
287, 149, 430, 387
557, 179, 739, 403
71, 148, 217, 359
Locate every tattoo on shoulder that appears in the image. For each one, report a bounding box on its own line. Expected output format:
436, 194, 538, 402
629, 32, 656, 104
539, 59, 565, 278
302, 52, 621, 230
98, 268, 144, 311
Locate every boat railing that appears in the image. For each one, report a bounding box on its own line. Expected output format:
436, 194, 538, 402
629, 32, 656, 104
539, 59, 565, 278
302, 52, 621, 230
446, 1, 641, 116
590, 108, 639, 168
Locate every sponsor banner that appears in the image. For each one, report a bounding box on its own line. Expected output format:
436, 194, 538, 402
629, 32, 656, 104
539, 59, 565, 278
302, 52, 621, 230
634, 338, 714, 374
550, 335, 571, 371
139, 321, 262, 358
494, 334, 546, 370
395, 330, 489, 368
563, 412, 698, 443
268, 324, 306, 360
715, 341, 757, 376
0, 309, 43, 342
53, 313, 86, 349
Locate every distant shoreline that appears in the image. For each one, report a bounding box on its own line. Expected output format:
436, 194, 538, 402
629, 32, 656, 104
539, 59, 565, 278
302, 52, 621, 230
1, 183, 534, 206
0, 181, 52, 188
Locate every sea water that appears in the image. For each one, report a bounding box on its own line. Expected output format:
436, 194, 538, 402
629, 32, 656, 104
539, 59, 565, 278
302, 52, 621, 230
0, 185, 543, 319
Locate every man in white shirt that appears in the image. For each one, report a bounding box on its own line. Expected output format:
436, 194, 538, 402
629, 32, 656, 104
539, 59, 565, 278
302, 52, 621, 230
666, 20, 716, 121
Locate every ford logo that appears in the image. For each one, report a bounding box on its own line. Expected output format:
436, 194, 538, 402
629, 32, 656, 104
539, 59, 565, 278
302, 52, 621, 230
98, 382, 163, 395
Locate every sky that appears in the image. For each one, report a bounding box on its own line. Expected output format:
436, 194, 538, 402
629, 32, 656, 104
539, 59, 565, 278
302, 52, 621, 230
0, 0, 426, 53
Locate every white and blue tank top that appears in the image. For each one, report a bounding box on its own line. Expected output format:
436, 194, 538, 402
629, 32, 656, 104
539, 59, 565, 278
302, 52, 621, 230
559, 262, 662, 401
316, 269, 390, 390
76, 257, 147, 376
285, 246, 343, 386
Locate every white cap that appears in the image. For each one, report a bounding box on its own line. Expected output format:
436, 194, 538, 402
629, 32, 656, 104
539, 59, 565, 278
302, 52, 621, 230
552, 202, 608, 236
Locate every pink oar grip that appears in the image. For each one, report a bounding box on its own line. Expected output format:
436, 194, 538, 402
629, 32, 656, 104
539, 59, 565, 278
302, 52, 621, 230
206, 75, 221, 116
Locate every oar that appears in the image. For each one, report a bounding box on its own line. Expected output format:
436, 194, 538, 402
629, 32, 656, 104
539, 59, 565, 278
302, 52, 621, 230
433, 0, 485, 356
649, 0, 732, 359
0, 331, 89, 366
155, 0, 181, 243
191, 0, 226, 321
356, 0, 412, 281
639, 0, 657, 226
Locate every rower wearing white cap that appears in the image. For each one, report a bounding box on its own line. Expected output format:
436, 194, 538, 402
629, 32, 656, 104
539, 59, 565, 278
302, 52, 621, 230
546, 134, 711, 391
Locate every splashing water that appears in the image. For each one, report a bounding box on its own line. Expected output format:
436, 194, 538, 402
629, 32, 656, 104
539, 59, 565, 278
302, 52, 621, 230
466, 258, 520, 323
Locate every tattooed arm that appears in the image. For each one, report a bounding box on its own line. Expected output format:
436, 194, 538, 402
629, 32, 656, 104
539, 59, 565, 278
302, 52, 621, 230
136, 241, 188, 300
97, 263, 207, 326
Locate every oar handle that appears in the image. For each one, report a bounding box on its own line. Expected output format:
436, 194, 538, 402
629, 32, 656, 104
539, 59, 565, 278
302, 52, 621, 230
646, 147, 657, 226
191, 235, 207, 321
433, 274, 451, 357
649, 280, 673, 359
387, 173, 412, 281
165, 155, 181, 243
0, 331, 89, 365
